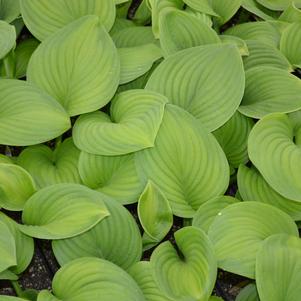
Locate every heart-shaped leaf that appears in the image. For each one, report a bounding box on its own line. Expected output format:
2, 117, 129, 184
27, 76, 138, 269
237, 165, 301, 221
235, 283, 259, 301
159, 8, 220, 57
52, 197, 142, 270
213, 111, 254, 168
256, 234, 301, 301
208, 202, 298, 278
0, 0, 20, 23
42, 258, 146, 301
151, 226, 217, 301
0, 79, 70, 146
27, 16, 120, 117
248, 113, 301, 201
146, 44, 245, 131
73, 89, 167, 156
257, 0, 301, 11
280, 22, 301, 68
19, 184, 109, 239
0, 212, 34, 274
0, 163, 36, 211
192, 196, 239, 233
239, 67, 301, 118
20, 0, 116, 41
138, 181, 173, 249
0, 21, 16, 59
17, 138, 81, 189
135, 104, 229, 218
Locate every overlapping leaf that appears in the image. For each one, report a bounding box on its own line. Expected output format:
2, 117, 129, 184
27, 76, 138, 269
20, 0, 116, 41
183, 0, 217, 16
0, 20, 16, 60
27, 16, 120, 116
19, 184, 109, 239
146, 44, 245, 131
0, 154, 13, 164
52, 197, 142, 270
220, 35, 249, 56
279, 3, 301, 22
236, 283, 259, 301
17, 138, 82, 189
73, 89, 167, 156
257, 0, 301, 11
211, 0, 242, 25
0, 79, 70, 146
242, 0, 278, 20
208, 202, 298, 278
0, 0, 20, 23
135, 104, 229, 218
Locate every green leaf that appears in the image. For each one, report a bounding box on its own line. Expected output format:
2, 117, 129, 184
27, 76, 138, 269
20, 0, 116, 41
0, 298, 29, 301
138, 181, 173, 248
237, 165, 301, 221
213, 111, 254, 168
192, 196, 239, 233
183, 0, 217, 16
256, 234, 301, 301
73, 89, 167, 156
279, 3, 301, 22
52, 197, 142, 270
211, 0, 242, 25
118, 44, 162, 84
0, 269, 18, 280
0, 20, 16, 60
0, 212, 34, 274
27, 16, 120, 117
242, 0, 280, 20
220, 35, 249, 56
235, 283, 259, 301
159, 8, 220, 57
109, 18, 136, 36
132, 0, 152, 25
128, 261, 174, 301
17, 138, 82, 189
208, 202, 298, 278
248, 113, 301, 201
243, 40, 292, 71
225, 21, 281, 47
48, 258, 145, 301
19, 184, 109, 239
239, 67, 301, 118
0, 0, 20, 23
0, 154, 13, 164
185, 6, 213, 26
0, 163, 36, 211
150, 226, 217, 301
146, 44, 245, 132
210, 297, 224, 301
0, 79, 70, 146
135, 104, 229, 218
280, 22, 301, 68
0, 220, 16, 273
257, 0, 301, 11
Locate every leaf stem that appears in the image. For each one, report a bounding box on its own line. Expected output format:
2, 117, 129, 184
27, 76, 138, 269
11, 280, 23, 297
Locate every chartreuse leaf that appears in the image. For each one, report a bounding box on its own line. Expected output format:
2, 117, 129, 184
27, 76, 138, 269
135, 105, 229, 218
19, 184, 109, 239
116, 0, 130, 18
239, 67, 301, 118
38, 291, 60, 301
0, 154, 13, 164
151, 226, 217, 301
0, 79, 70, 146
19, 0, 116, 41
17, 138, 81, 189
128, 261, 174, 301
159, 8, 220, 57
0, 220, 16, 273
118, 44, 162, 84
41, 258, 145, 301
225, 21, 281, 47
243, 40, 292, 71
0, 20, 16, 59
192, 196, 239, 233
248, 113, 301, 201
0, 269, 18, 280
242, 0, 278, 21
211, 0, 242, 25
0, 163, 36, 211
220, 35, 249, 56
138, 181, 173, 249
78, 152, 143, 204
0, 212, 34, 274
109, 18, 135, 36
73, 89, 167, 156
213, 111, 254, 168
27, 16, 120, 117
280, 22, 301, 68
185, 7, 213, 26
279, 3, 301, 22
0, 0, 20, 23
257, 0, 301, 11
237, 165, 301, 221
52, 197, 142, 270
208, 202, 298, 278
235, 283, 259, 301
256, 234, 301, 301
183, 0, 217, 16
146, 44, 245, 132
